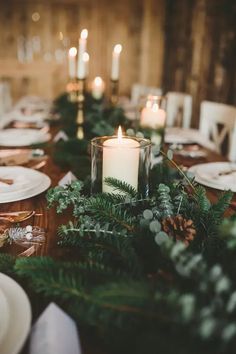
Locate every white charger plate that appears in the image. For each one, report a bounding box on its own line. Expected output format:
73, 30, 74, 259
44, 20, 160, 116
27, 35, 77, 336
0, 287, 10, 345
0, 166, 45, 195
0, 129, 51, 147
0, 273, 31, 354
165, 128, 196, 144
189, 162, 236, 192
10, 110, 49, 123
0, 166, 51, 203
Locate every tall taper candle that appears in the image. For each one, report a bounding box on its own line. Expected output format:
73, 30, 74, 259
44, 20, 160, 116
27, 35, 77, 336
68, 47, 77, 79
111, 44, 122, 81
77, 29, 88, 79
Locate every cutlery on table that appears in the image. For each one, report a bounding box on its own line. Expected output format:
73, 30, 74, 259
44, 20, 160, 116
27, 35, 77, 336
30, 159, 47, 170
219, 169, 236, 176
0, 211, 42, 223
17, 245, 36, 257
0, 177, 14, 185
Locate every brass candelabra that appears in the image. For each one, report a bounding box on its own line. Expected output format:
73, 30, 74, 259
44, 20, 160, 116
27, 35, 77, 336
110, 79, 119, 105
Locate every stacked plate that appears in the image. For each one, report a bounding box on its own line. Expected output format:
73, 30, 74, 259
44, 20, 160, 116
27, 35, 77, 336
189, 162, 236, 192
0, 166, 51, 203
0, 273, 31, 354
0, 128, 51, 147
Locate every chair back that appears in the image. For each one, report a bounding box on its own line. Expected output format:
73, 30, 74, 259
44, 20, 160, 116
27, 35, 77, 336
166, 91, 192, 128
199, 100, 236, 161
0, 81, 12, 116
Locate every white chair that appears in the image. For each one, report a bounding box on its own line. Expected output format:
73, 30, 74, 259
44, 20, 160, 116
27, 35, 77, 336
199, 100, 236, 161
0, 81, 13, 129
0, 81, 12, 115
131, 84, 162, 105
166, 92, 192, 128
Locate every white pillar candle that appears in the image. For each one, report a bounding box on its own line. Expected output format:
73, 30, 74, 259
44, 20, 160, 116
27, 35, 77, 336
111, 44, 122, 81
91, 76, 105, 100
140, 101, 166, 129
77, 29, 88, 79
102, 126, 140, 194
68, 47, 77, 79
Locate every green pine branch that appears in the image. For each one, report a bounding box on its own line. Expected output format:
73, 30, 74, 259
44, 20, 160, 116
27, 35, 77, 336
57, 222, 142, 276
87, 196, 135, 231
104, 177, 138, 198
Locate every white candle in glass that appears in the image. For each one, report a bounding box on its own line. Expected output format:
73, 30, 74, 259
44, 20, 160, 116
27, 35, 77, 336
91, 76, 105, 100
102, 126, 140, 194
77, 29, 88, 79
140, 100, 166, 129
111, 44, 122, 81
68, 47, 77, 79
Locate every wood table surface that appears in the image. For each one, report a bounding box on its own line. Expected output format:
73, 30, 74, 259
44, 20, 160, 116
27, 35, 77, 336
0, 137, 234, 258
0, 130, 235, 354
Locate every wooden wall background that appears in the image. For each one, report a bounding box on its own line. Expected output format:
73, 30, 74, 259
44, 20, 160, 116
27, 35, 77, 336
0, 0, 235, 126
163, 0, 236, 126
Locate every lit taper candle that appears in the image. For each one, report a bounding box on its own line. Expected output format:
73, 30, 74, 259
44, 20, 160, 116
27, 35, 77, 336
111, 44, 122, 81
68, 47, 77, 79
102, 126, 140, 193
83, 52, 89, 77
77, 29, 88, 79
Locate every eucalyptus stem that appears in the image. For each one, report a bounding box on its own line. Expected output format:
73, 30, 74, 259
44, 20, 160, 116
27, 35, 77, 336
160, 150, 196, 191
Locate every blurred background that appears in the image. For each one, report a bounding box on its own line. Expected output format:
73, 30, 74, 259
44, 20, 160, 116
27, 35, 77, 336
0, 0, 235, 125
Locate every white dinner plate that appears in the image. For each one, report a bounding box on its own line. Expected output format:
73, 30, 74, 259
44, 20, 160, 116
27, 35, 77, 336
0, 287, 10, 346
0, 166, 51, 203
0, 273, 31, 354
0, 129, 51, 147
10, 110, 49, 123
189, 162, 236, 192
165, 128, 216, 150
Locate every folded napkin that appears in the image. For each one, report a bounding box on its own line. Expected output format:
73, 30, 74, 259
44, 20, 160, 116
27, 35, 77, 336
30, 303, 81, 354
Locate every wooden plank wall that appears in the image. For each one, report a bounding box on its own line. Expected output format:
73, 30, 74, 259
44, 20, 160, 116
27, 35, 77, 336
0, 0, 165, 101
0, 0, 235, 128
163, 0, 236, 126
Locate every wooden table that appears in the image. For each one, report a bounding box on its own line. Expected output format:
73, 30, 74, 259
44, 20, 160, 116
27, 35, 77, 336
0, 133, 235, 354
0, 141, 233, 258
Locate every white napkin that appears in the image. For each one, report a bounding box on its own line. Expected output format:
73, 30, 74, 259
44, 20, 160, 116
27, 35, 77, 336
29, 303, 81, 354
53, 131, 69, 142
58, 171, 77, 187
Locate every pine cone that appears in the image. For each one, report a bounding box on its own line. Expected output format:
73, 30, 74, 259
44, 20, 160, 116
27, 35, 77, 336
162, 215, 196, 246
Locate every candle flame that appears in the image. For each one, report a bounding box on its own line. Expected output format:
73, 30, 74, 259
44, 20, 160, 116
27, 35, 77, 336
152, 103, 159, 112
114, 44, 122, 54
83, 52, 89, 62
94, 76, 103, 85
117, 126, 122, 143
146, 96, 159, 112
81, 29, 88, 39
68, 47, 77, 57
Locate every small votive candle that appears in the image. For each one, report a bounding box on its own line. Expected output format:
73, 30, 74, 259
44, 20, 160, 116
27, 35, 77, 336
140, 95, 167, 147
140, 95, 166, 129
91, 76, 105, 100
